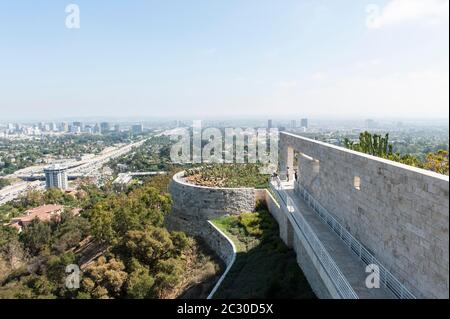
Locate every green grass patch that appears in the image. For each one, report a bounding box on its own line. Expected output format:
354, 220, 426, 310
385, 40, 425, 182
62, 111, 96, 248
212, 204, 316, 299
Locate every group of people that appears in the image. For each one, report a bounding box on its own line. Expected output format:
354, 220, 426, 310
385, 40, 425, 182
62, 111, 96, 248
271, 167, 298, 185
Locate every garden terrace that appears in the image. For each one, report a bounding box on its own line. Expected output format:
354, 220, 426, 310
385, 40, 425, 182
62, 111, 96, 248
184, 164, 269, 189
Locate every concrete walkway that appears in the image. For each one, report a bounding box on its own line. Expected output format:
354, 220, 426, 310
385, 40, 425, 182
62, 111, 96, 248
284, 186, 394, 299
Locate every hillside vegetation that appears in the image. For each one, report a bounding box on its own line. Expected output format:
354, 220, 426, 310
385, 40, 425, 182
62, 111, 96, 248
344, 131, 449, 175
212, 204, 316, 299
185, 164, 269, 189
0, 177, 222, 299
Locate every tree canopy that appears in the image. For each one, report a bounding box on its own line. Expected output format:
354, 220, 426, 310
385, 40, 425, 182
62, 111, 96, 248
344, 131, 449, 175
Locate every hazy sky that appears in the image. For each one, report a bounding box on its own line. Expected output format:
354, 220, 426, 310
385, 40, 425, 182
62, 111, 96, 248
0, 0, 448, 120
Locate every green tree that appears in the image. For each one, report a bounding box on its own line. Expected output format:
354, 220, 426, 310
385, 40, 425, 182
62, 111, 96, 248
43, 188, 64, 204
344, 132, 449, 176
82, 256, 128, 298
153, 258, 184, 297
122, 227, 175, 266
52, 213, 90, 253
344, 131, 392, 157
20, 219, 52, 255
125, 259, 155, 298
89, 206, 116, 245
19, 190, 44, 208
44, 252, 76, 296
424, 150, 449, 175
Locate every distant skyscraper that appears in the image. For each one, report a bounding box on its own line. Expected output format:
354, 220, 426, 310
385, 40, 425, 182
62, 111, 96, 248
290, 120, 297, 129
100, 122, 110, 134
44, 165, 68, 190
84, 126, 93, 134
60, 122, 69, 132
114, 124, 120, 132
49, 122, 57, 132
268, 119, 273, 129
93, 123, 101, 134
300, 118, 309, 129
69, 125, 81, 134
132, 124, 144, 134
73, 121, 84, 131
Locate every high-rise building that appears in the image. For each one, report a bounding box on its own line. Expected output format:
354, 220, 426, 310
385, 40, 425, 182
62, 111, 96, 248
70, 125, 81, 134
114, 124, 120, 132
93, 123, 101, 134
290, 120, 297, 129
60, 122, 69, 132
49, 122, 57, 132
84, 126, 93, 134
44, 165, 68, 190
132, 124, 144, 134
100, 122, 110, 134
73, 121, 84, 131
268, 119, 273, 129
300, 118, 309, 129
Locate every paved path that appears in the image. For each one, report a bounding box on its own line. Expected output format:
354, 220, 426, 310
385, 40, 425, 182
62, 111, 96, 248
285, 187, 394, 299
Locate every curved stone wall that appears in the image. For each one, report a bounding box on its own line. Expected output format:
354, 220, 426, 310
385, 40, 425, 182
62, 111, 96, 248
166, 171, 265, 298
206, 221, 237, 299
167, 171, 265, 237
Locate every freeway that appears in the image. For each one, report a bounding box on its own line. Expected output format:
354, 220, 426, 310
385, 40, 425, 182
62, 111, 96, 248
67, 139, 147, 177
0, 180, 45, 206
113, 171, 167, 185
0, 139, 147, 205
13, 139, 147, 180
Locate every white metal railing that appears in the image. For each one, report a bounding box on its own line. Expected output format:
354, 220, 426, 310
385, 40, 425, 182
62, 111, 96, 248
295, 183, 416, 299
269, 180, 359, 299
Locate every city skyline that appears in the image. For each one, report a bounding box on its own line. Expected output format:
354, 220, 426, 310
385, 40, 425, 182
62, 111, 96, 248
0, 0, 448, 120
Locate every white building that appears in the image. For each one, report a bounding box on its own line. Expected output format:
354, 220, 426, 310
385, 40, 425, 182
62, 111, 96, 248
44, 164, 68, 190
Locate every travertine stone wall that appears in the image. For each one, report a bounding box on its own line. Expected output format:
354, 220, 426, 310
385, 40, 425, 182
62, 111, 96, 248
202, 221, 235, 266
266, 191, 293, 248
279, 132, 450, 298
167, 171, 266, 237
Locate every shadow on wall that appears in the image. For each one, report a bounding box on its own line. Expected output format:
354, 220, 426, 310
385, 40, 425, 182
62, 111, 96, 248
211, 203, 316, 299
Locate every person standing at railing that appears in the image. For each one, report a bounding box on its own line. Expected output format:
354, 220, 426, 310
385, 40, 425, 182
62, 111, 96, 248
271, 171, 278, 182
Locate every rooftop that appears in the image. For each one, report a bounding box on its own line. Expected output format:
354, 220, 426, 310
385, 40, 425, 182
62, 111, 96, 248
44, 164, 68, 171
11, 204, 64, 224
